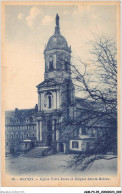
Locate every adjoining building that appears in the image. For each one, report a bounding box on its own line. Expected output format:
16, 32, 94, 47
5, 14, 99, 156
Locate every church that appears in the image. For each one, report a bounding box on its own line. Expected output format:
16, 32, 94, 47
5, 15, 97, 156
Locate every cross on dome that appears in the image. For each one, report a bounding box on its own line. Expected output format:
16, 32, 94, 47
56, 14, 59, 27
55, 14, 60, 34
44, 14, 71, 53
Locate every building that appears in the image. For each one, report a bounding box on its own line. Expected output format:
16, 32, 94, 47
5, 14, 98, 155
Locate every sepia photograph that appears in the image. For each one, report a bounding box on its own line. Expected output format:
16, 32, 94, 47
1, 1, 121, 187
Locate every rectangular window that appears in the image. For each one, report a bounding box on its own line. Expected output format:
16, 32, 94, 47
72, 141, 79, 148
16, 133, 19, 139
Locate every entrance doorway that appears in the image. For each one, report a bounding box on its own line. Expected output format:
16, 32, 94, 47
47, 120, 52, 146
60, 143, 64, 152
47, 134, 52, 146
10, 147, 15, 154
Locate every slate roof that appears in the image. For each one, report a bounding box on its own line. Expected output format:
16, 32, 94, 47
5, 108, 36, 124
44, 33, 71, 53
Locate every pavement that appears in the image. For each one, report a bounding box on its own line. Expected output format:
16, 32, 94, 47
5, 153, 117, 176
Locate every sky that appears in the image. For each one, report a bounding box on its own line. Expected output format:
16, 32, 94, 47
3, 3, 117, 110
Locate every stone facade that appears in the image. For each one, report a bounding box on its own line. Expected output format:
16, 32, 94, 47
5, 108, 37, 153
5, 14, 97, 154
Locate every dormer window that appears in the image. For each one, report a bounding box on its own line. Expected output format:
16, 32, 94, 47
49, 56, 53, 71
16, 119, 18, 123
26, 118, 29, 123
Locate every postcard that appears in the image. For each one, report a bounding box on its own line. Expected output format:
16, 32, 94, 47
1, 1, 121, 187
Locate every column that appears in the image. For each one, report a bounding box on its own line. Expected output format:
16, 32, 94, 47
52, 120, 55, 131
36, 121, 39, 141
63, 143, 67, 154
52, 120, 55, 142
57, 91, 60, 109
38, 121, 40, 141
56, 130, 59, 141
38, 93, 41, 111
79, 128, 82, 135
36, 120, 42, 142
40, 120, 42, 141
56, 91, 57, 109
53, 91, 56, 109
57, 143, 60, 152
41, 93, 44, 111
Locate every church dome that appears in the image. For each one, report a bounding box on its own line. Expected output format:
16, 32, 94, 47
44, 14, 71, 53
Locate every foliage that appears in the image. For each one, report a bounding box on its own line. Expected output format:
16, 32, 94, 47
60, 36, 117, 170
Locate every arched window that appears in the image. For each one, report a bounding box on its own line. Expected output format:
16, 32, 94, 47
63, 57, 68, 72
48, 95, 52, 108
16, 133, 19, 139
26, 133, 29, 138
49, 56, 53, 71
11, 133, 14, 140
44, 92, 53, 109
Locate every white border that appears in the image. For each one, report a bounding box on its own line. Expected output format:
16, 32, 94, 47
0, 0, 121, 193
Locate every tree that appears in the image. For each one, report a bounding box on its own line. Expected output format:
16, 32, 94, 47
60, 36, 117, 171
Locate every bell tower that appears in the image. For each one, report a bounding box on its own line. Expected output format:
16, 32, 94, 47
44, 14, 72, 82
36, 14, 75, 147
37, 14, 75, 113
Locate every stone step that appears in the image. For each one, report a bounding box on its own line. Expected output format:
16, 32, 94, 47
23, 146, 53, 158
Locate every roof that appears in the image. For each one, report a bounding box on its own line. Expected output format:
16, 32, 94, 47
37, 78, 61, 88
5, 108, 35, 117
5, 108, 36, 124
44, 15, 71, 53
45, 33, 71, 53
